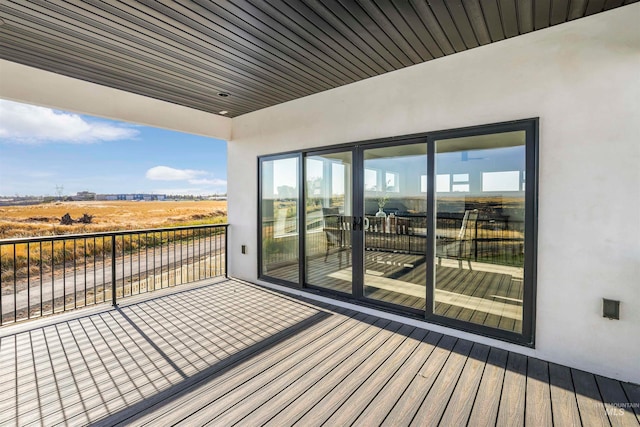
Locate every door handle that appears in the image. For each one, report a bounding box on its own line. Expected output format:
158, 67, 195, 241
351, 217, 368, 231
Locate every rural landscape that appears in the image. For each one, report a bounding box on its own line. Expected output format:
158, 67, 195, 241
0, 199, 227, 239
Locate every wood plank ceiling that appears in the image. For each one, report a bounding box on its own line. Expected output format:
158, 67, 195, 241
0, 0, 636, 117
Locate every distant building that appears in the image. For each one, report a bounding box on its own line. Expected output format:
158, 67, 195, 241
95, 194, 118, 201
73, 191, 96, 201
95, 193, 166, 201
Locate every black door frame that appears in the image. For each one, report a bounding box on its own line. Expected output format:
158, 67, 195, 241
258, 118, 538, 346
302, 146, 362, 298
357, 138, 429, 316
303, 139, 429, 308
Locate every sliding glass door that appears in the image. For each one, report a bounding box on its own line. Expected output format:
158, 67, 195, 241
305, 150, 354, 294
433, 130, 527, 334
259, 119, 537, 345
362, 143, 427, 311
259, 155, 300, 285
303, 143, 428, 309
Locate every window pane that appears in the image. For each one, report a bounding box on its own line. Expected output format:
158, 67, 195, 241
363, 143, 427, 310
305, 152, 352, 294
434, 130, 526, 333
260, 157, 299, 283
365, 168, 378, 191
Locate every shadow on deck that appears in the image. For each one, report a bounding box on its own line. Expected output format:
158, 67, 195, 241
0, 278, 638, 426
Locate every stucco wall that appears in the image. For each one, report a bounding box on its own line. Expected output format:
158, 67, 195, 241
228, 4, 640, 383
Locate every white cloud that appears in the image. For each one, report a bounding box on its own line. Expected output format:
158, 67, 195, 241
145, 166, 209, 181
146, 167, 226, 195
0, 99, 139, 143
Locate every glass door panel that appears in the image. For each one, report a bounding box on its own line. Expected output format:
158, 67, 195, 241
434, 131, 526, 333
260, 156, 300, 284
362, 143, 427, 310
305, 151, 353, 294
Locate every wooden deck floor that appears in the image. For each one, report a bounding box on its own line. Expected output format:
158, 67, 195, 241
1, 278, 638, 426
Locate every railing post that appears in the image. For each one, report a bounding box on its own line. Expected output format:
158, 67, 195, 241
474, 219, 479, 262
224, 226, 228, 278
111, 235, 117, 306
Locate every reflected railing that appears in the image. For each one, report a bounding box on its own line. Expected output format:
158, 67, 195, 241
261, 219, 300, 270
435, 214, 524, 267
261, 214, 524, 267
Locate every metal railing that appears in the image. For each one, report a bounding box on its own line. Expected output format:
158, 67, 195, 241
0, 224, 228, 326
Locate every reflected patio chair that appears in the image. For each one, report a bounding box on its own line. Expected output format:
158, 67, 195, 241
437, 209, 478, 270
322, 208, 351, 267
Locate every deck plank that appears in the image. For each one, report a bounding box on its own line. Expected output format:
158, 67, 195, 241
322, 327, 429, 426
548, 363, 582, 427
103, 310, 353, 426
381, 335, 458, 426
235, 321, 421, 426
572, 368, 610, 427
176, 315, 390, 426
496, 352, 527, 426
526, 357, 553, 426
409, 338, 474, 426
0, 278, 636, 427
352, 331, 444, 425
438, 343, 491, 426
467, 346, 508, 427
262, 320, 409, 427
44, 283, 333, 426
291, 322, 415, 427
621, 382, 640, 423
595, 375, 640, 427
0, 336, 17, 425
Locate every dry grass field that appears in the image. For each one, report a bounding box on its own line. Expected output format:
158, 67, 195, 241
0, 200, 227, 239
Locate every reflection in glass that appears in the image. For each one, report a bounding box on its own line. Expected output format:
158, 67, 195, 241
434, 131, 526, 333
260, 157, 299, 283
436, 174, 451, 192
363, 143, 427, 310
305, 152, 352, 293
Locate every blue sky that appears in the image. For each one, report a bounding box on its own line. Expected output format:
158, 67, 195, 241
0, 99, 227, 196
